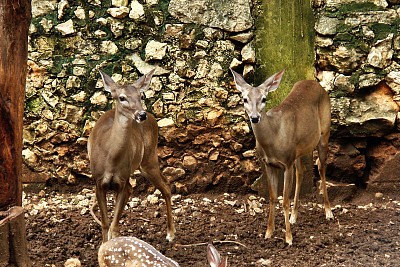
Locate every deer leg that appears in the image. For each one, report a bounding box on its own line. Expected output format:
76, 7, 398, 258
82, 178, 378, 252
317, 137, 334, 220
109, 181, 132, 240
140, 159, 175, 242
95, 180, 109, 243
264, 164, 279, 239
290, 158, 304, 224
283, 165, 294, 245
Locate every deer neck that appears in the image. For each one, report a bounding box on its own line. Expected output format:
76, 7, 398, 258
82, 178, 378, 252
110, 108, 136, 148
250, 109, 281, 147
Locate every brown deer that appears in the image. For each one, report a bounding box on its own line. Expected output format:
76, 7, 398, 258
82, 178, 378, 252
230, 68, 333, 245
98, 236, 228, 267
88, 70, 175, 243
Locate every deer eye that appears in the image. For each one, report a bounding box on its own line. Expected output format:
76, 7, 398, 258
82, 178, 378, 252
243, 98, 248, 103
119, 95, 127, 102
261, 97, 267, 103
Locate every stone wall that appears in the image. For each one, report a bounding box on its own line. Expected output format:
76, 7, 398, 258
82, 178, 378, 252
24, 0, 400, 192
23, 0, 259, 193
314, 0, 400, 186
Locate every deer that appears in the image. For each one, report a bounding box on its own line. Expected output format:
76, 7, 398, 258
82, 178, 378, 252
87, 69, 175, 243
230, 68, 334, 245
98, 236, 228, 267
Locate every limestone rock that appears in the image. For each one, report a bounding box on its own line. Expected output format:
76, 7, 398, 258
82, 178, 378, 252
317, 71, 335, 92
146, 0, 159, 5
32, 0, 57, 18
316, 36, 333, 47
126, 54, 170, 75
229, 58, 242, 69
57, 0, 69, 19
331, 84, 399, 137
326, 140, 366, 184
100, 41, 119, 54
385, 71, 400, 95
162, 167, 185, 180
315, 16, 339, 35
367, 34, 394, 69
359, 73, 381, 89
22, 148, 38, 164
368, 137, 400, 185
90, 92, 108, 106
325, 0, 388, 7
108, 7, 130, 18
334, 74, 355, 95
74, 7, 86, 20
55, 20, 75, 36
129, 0, 145, 20
66, 76, 81, 89
241, 42, 255, 64
64, 258, 81, 267
112, 0, 128, 6
168, 0, 252, 32
229, 32, 254, 43
157, 118, 175, 127
332, 46, 364, 74
183, 155, 197, 171
145, 40, 168, 61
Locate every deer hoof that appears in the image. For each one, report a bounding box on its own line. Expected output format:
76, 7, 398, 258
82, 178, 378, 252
166, 232, 175, 242
325, 209, 334, 220
289, 214, 297, 224
264, 230, 273, 239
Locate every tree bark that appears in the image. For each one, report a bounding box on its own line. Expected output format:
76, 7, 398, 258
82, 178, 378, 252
253, 0, 316, 197
0, 0, 31, 209
0, 0, 32, 266
255, 0, 316, 107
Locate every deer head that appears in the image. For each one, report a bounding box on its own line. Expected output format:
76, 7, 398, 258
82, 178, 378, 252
99, 69, 155, 123
230, 68, 285, 123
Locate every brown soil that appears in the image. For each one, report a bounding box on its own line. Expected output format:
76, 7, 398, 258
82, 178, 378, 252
24, 183, 400, 267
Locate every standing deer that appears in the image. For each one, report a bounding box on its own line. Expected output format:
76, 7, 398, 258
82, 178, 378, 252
98, 236, 228, 267
88, 69, 175, 243
230, 68, 334, 245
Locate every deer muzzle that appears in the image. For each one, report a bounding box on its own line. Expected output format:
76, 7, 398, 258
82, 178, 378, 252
138, 111, 147, 122
250, 116, 260, 124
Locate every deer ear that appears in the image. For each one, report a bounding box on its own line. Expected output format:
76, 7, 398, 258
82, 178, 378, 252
218, 257, 228, 267
136, 69, 156, 93
258, 68, 285, 93
207, 244, 222, 267
99, 70, 119, 98
230, 68, 249, 93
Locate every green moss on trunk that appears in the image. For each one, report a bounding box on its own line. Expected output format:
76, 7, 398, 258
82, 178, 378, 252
255, 0, 315, 109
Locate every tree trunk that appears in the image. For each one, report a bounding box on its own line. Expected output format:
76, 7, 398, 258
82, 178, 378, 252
0, 0, 31, 209
253, 0, 316, 197
0, 0, 32, 266
255, 0, 315, 107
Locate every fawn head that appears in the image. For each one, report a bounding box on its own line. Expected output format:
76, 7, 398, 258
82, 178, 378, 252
99, 69, 155, 123
230, 68, 285, 124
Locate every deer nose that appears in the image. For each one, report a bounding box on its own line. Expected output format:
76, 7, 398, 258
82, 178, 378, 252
138, 111, 147, 121
250, 116, 260, 123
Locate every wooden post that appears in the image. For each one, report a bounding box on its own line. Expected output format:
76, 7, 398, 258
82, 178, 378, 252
0, 207, 31, 267
253, 0, 316, 197
0, 0, 32, 266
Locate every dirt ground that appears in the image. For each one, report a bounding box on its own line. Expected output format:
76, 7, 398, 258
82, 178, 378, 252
23, 182, 400, 267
